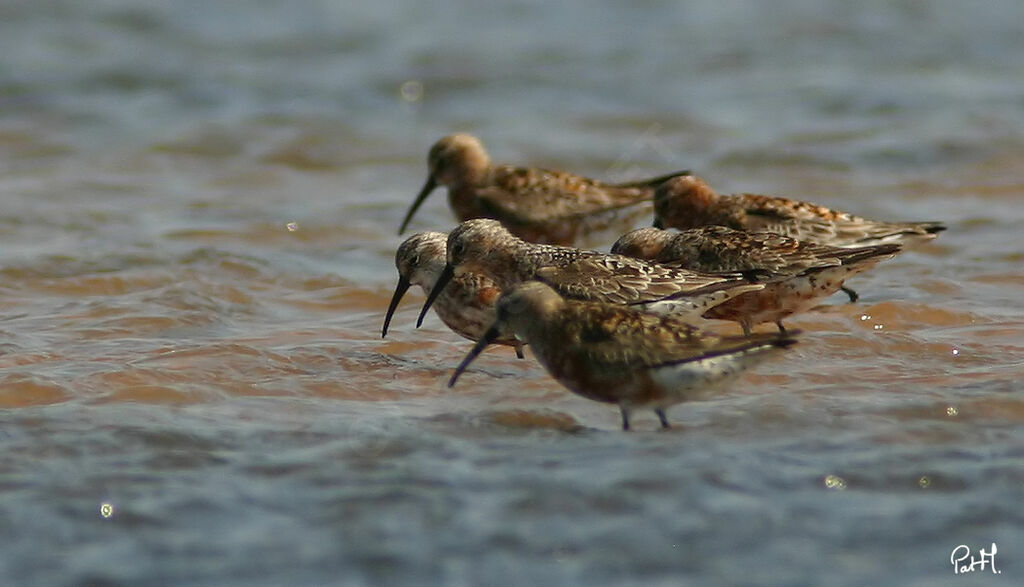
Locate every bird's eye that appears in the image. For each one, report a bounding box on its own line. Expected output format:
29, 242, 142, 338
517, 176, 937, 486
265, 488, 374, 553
451, 242, 465, 258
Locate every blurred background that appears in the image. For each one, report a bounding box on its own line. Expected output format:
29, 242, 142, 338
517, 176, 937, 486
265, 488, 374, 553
1, 1, 1022, 585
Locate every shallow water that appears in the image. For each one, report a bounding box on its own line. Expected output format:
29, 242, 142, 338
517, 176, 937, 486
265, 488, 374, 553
2, 1, 1023, 585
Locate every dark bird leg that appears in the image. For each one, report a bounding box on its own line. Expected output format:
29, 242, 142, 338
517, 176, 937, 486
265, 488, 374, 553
620, 406, 631, 431
841, 286, 859, 303
775, 321, 787, 334
655, 408, 671, 429
514, 342, 525, 359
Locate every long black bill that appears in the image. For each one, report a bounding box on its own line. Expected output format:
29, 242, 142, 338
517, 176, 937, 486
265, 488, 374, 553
416, 264, 454, 328
610, 168, 691, 189
381, 276, 411, 338
448, 324, 502, 387
398, 175, 438, 235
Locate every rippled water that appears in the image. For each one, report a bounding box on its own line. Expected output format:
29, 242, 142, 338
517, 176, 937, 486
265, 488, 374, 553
2, 1, 1023, 585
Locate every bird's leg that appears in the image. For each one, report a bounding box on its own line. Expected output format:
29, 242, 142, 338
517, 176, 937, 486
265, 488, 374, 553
841, 286, 859, 303
514, 342, 525, 359
655, 408, 671, 429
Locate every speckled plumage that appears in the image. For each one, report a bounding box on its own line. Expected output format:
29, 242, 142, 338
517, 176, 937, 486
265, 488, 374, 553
611, 226, 901, 334
449, 282, 799, 430
400, 134, 691, 246
653, 175, 946, 248
417, 219, 763, 328
382, 232, 524, 357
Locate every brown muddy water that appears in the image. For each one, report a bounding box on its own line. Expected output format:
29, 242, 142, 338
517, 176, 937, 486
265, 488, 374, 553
1, 1, 1023, 585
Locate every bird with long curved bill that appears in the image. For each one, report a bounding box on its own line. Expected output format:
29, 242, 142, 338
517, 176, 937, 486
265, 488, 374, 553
449, 281, 799, 431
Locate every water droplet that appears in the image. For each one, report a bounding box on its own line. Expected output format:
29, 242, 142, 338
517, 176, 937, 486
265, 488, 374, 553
873, 324, 883, 330
100, 502, 115, 518
400, 80, 424, 102
824, 474, 847, 490
946, 406, 958, 417
918, 476, 931, 489
859, 314, 871, 321
951, 347, 960, 356
286, 222, 299, 232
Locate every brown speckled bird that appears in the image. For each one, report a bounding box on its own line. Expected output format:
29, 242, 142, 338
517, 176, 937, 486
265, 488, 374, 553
611, 226, 901, 335
448, 281, 799, 430
382, 232, 524, 358
416, 219, 763, 329
400, 133, 691, 246
653, 175, 946, 248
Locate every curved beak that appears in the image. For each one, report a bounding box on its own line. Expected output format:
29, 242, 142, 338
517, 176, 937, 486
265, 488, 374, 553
398, 175, 438, 235
381, 276, 411, 338
416, 264, 454, 328
448, 323, 501, 387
